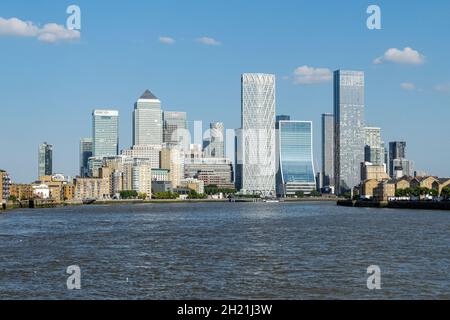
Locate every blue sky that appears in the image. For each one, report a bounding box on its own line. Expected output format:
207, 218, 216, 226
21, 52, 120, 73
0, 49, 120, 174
0, 0, 449, 183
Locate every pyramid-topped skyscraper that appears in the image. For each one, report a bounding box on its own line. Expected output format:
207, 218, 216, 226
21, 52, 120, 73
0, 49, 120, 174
133, 89, 163, 146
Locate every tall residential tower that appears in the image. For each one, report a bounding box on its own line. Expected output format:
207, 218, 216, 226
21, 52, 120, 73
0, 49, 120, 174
334, 70, 365, 194
237, 73, 276, 196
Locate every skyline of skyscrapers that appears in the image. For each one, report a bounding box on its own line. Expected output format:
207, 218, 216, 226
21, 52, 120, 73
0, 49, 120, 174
237, 73, 276, 196
23, 70, 423, 197
334, 70, 365, 195
92, 109, 119, 158
133, 90, 163, 146
38, 142, 53, 179
276, 118, 316, 196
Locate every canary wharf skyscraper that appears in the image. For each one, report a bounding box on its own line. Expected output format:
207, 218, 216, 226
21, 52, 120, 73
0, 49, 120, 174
238, 73, 276, 196
38, 142, 53, 178
321, 113, 334, 188
334, 70, 365, 194
276, 119, 316, 197
163, 111, 187, 146
133, 90, 163, 146
79, 138, 93, 177
92, 110, 119, 158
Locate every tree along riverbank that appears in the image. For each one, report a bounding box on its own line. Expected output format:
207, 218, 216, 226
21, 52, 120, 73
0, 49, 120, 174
337, 199, 450, 211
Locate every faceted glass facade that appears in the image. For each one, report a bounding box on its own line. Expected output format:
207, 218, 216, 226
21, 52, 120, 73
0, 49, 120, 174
92, 110, 119, 158
240, 73, 276, 196
277, 121, 316, 196
334, 70, 365, 194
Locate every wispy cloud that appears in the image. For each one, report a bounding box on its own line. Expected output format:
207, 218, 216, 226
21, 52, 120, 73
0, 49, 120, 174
374, 47, 425, 65
196, 36, 221, 46
400, 82, 416, 91
0, 17, 80, 43
434, 83, 450, 94
159, 36, 175, 45
293, 65, 332, 85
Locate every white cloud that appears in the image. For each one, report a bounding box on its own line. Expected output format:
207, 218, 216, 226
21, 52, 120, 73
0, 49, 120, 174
434, 83, 450, 93
293, 65, 332, 85
374, 47, 425, 65
0, 17, 79, 43
400, 82, 416, 91
196, 36, 221, 46
159, 36, 175, 45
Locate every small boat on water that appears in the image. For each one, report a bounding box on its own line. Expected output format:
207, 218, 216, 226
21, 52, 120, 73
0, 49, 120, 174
82, 198, 97, 205
263, 199, 280, 203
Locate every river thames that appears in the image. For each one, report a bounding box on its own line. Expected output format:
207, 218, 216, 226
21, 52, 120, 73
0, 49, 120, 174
0, 202, 449, 299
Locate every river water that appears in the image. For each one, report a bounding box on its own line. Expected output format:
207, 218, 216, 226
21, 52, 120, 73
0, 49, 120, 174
0, 202, 448, 299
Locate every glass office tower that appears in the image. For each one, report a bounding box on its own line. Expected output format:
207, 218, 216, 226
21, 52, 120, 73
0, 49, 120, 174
204, 122, 225, 158
163, 111, 187, 146
79, 138, 93, 177
334, 70, 365, 194
238, 73, 276, 197
389, 141, 407, 177
364, 127, 385, 166
321, 113, 334, 188
133, 90, 163, 146
38, 142, 53, 178
92, 110, 119, 158
277, 120, 316, 197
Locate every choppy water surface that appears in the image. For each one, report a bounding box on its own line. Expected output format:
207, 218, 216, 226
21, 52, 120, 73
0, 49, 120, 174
0, 202, 449, 299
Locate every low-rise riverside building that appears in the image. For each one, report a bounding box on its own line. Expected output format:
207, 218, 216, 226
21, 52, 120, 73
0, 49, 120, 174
152, 181, 173, 193
410, 176, 439, 191
360, 179, 380, 199
10, 184, 33, 200
74, 178, 109, 200
360, 162, 389, 181
180, 178, 205, 194
373, 181, 396, 201
0, 170, 11, 203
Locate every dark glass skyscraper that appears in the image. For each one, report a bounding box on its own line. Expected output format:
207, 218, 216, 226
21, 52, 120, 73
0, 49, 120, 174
79, 138, 93, 177
334, 70, 365, 194
321, 113, 334, 188
38, 142, 53, 178
389, 141, 408, 178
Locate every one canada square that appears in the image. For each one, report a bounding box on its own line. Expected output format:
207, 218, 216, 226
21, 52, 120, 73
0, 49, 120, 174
334, 70, 365, 194
237, 73, 276, 196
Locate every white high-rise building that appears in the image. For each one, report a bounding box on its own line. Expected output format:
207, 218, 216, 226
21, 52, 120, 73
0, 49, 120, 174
133, 90, 163, 146
237, 73, 276, 197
